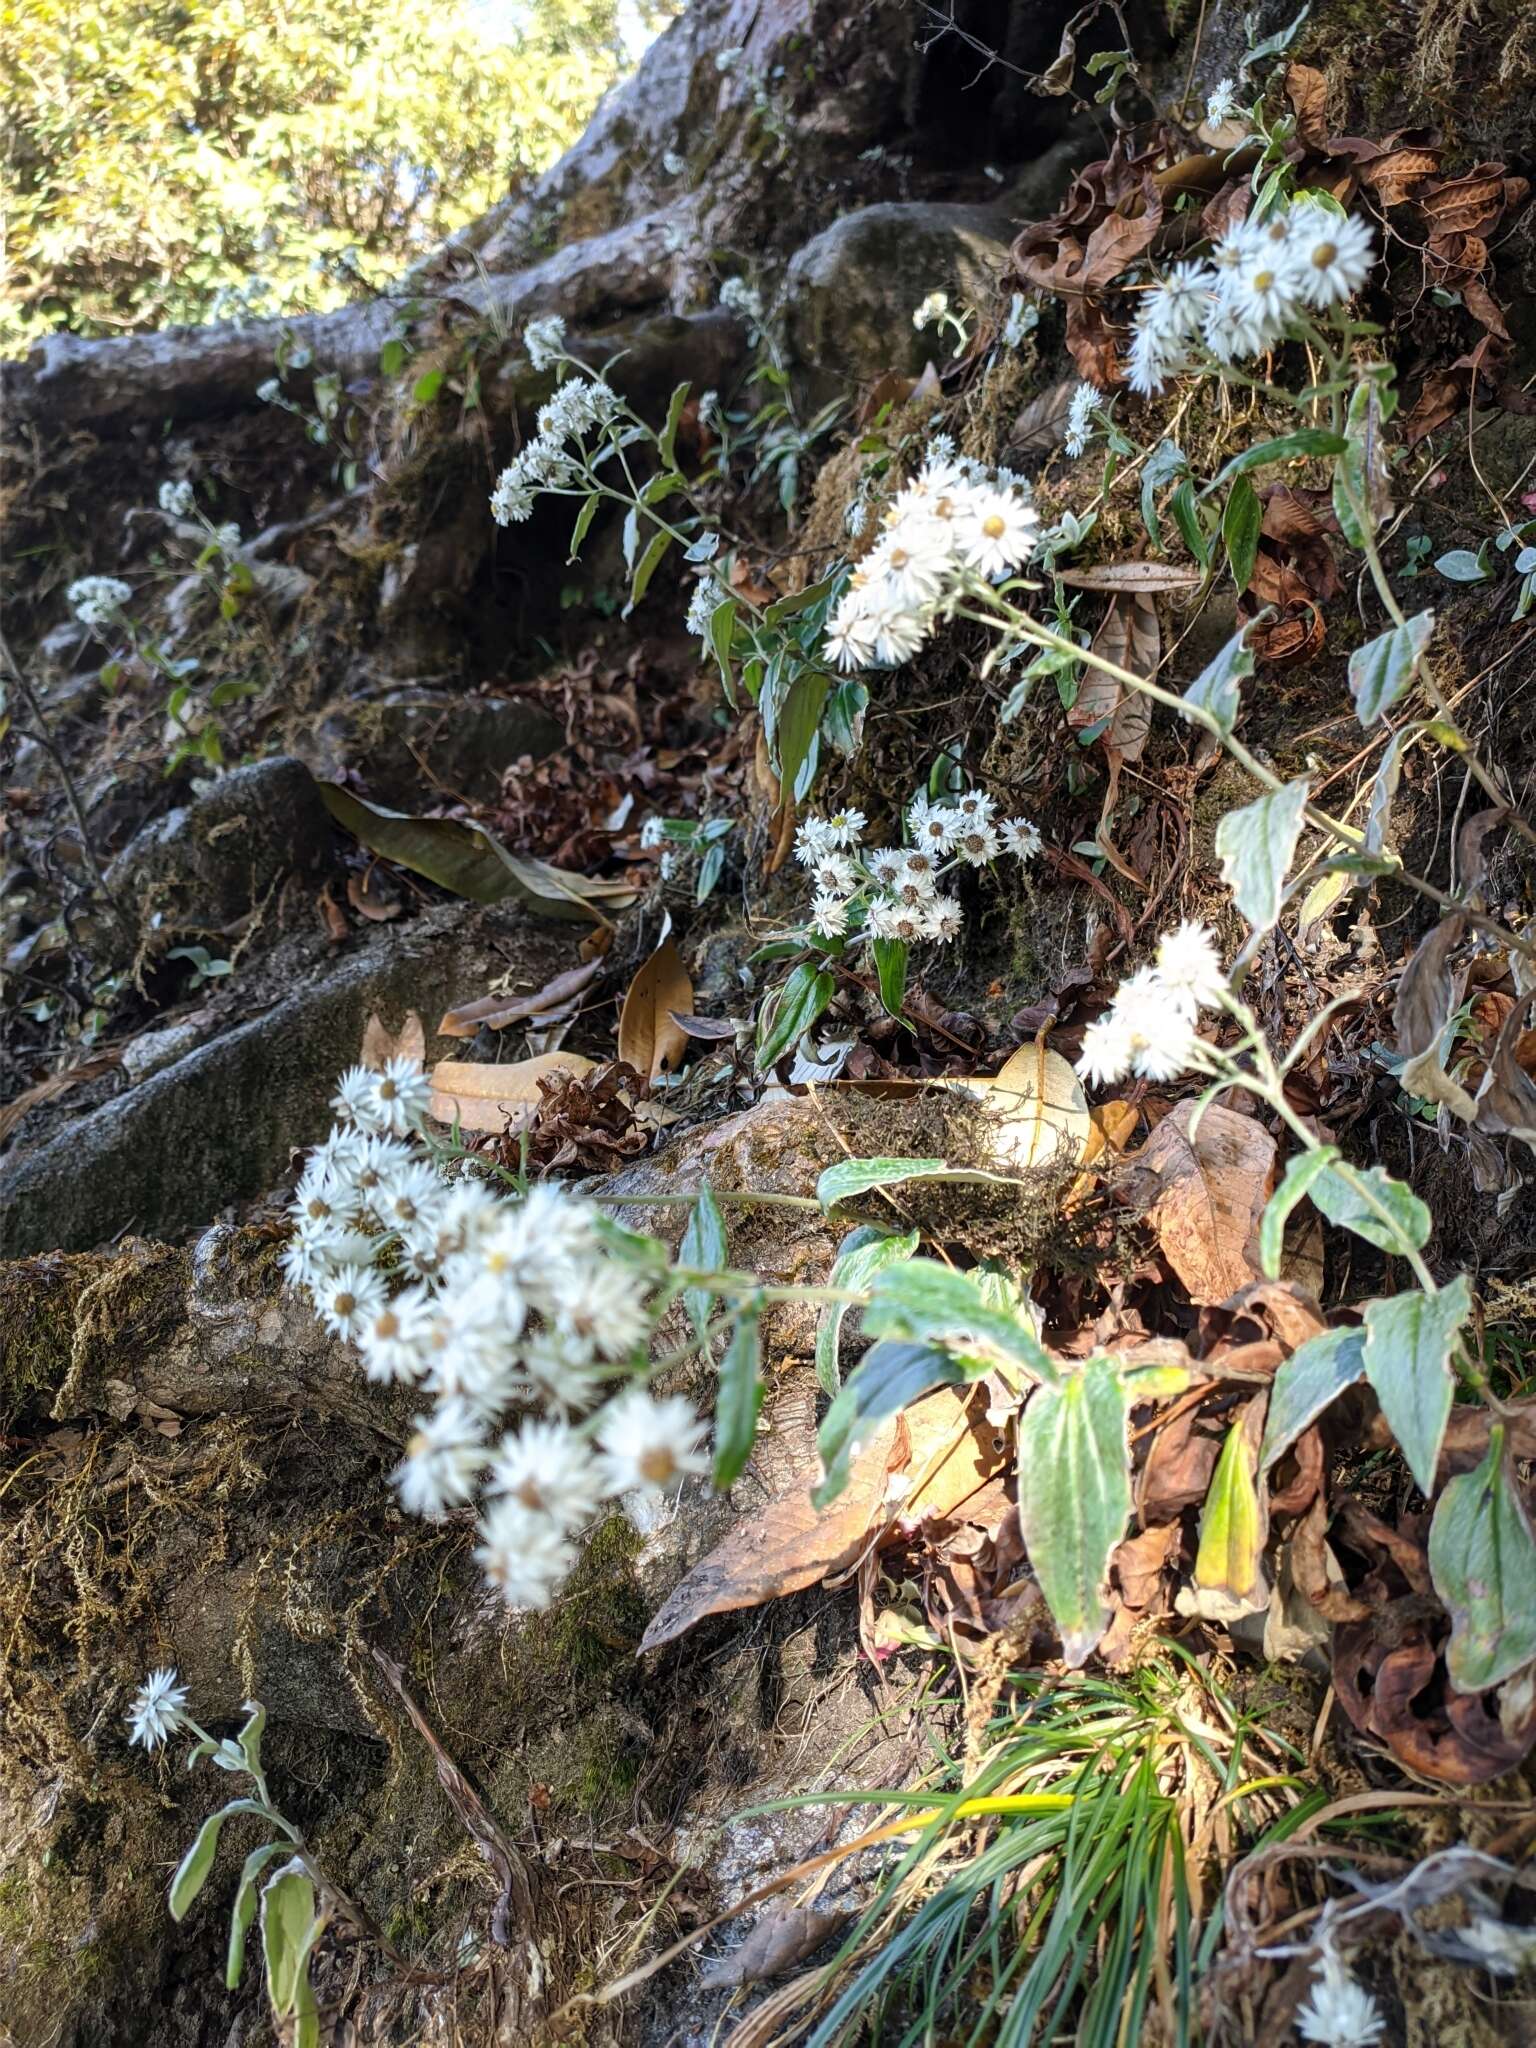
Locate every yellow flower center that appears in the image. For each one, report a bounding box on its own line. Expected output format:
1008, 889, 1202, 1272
1253, 269, 1275, 291
1312, 243, 1337, 268
983, 514, 1006, 539
375, 1311, 399, 1340
639, 1447, 676, 1485
335, 1291, 356, 1318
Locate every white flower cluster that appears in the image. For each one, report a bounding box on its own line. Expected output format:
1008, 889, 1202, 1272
685, 575, 730, 637
67, 575, 133, 630
1295, 1950, 1384, 2047
1000, 292, 1037, 349
912, 290, 950, 331
719, 275, 764, 327
1064, 382, 1099, 458
1075, 922, 1227, 1087
126, 1667, 190, 1750
1126, 201, 1376, 396
1204, 77, 1241, 125
524, 314, 566, 370
256, 376, 281, 403
823, 445, 1039, 673
158, 478, 195, 518
795, 791, 1041, 946
489, 359, 623, 525
285, 1060, 710, 1610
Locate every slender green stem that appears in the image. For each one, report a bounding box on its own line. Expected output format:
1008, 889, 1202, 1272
599, 1189, 822, 1213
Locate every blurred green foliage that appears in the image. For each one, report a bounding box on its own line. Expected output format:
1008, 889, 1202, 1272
1, 0, 668, 351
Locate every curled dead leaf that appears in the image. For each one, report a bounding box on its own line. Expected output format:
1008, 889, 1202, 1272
618, 936, 693, 1082
1131, 1099, 1276, 1306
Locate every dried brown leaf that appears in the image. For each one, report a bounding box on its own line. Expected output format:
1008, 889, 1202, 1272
617, 936, 693, 1081
427, 1052, 596, 1132
1135, 1099, 1276, 1305
439, 959, 601, 1038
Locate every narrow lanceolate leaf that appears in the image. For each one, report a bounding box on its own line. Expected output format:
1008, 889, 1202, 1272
168, 1798, 266, 1920
755, 961, 834, 1071
1207, 428, 1349, 492
1309, 1161, 1431, 1258
862, 1260, 1057, 1382
814, 1155, 1027, 1209
627, 528, 672, 610
1222, 473, 1262, 593
1363, 1275, 1472, 1495
1332, 378, 1392, 547
1348, 611, 1434, 726
1259, 1146, 1342, 1277
1191, 1407, 1268, 1620
713, 1302, 763, 1489
1260, 1326, 1366, 1470
1429, 1426, 1536, 1693
658, 380, 691, 468
569, 491, 601, 560
814, 1225, 920, 1396
680, 1185, 727, 1340
871, 936, 909, 1018
1214, 777, 1311, 931
1014, 1358, 1131, 1666
260, 1858, 316, 2014
1182, 624, 1255, 738
227, 1842, 289, 1989
814, 1340, 973, 1510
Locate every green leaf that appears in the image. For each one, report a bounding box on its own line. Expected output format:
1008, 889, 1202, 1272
411, 367, 445, 405
1222, 474, 1262, 593
379, 337, 406, 377
813, 1340, 975, 1509
621, 505, 639, 572
1207, 429, 1348, 493
640, 468, 686, 505
1362, 1275, 1472, 1494
628, 528, 672, 611
168, 1798, 267, 1920
316, 784, 639, 921
714, 1303, 763, 1488
815, 1156, 1028, 1208
862, 1260, 1057, 1382
1192, 1411, 1267, 1616
1434, 547, 1491, 584
774, 667, 831, 799
227, 1841, 288, 1989
1260, 1145, 1343, 1277
755, 961, 835, 1071
680, 1186, 727, 1340
658, 381, 690, 469
1139, 440, 1186, 551
236, 1698, 267, 1776
1183, 624, 1255, 738
1169, 478, 1211, 568
708, 595, 738, 704
1260, 1326, 1366, 1470
1309, 1161, 1431, 1257
1348, 611, 1434, 725
1014, 1358, 1130, 1665
871, 937, 909, 1019
822, 676, 868, 757
1214, 776, 1311, 930
1332, 378, 1391, 547
696, 841, 725, 901
568, 492, 600, 560
260, 1858, 319, 2024
763, 571, 840, 627
814, 1225, 920, 1396
1429, 1426, 1536, 1693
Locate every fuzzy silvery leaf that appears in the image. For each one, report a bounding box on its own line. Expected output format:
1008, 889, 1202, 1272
1014, 1358, 1130, 1664
1214, 777, 1310, 930
1260, 1326, 1366, 1471
1348, 611, 1434, 725
1363, 1275, 1472, 1495
1183, 625, 1256, 738
1429, 1426, 1536, 1693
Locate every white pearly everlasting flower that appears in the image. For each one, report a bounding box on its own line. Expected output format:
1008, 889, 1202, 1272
485, 1419, 599, 1527
363, 1058, 434, 1138
810, 891, 850, 938
395, 1398, 487, 1518
315, 1263, 389, 1342
67, 576, 132, 630
1293, 210, 1375, 307
126, 1668, 189, 1750
357, 1285, 435, 1384
719, 275, 763, 325
1064, 382, 1099, 458
524, 314, 566, 369
158, 478, 195, 518
475, 1501, 577, 1608
598, 1389, 710, 1495
1000, 817, 1043, 862
256, 377, 281, 403
1154, 921, 1227, 1011
1000, 292, 1037, 348
662, 149, 686, 175
912, 290, 949, 330
1205, 77, 1240, 125
1294, 1951, 1385, 2048
923, 896, 963, 942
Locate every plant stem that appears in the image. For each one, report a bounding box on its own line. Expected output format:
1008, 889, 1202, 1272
599, 1189, 822, 1213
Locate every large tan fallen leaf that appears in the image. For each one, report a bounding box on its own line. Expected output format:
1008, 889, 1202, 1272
618, 936, 693, 1081
896, 1384, 1008, 1525
428, 1052, 596, 1133
1135, 1099, 1276, 1305
637, 1417, 899, 1653
361, 1010, 426, 1069
959, 1042, 1090, 1171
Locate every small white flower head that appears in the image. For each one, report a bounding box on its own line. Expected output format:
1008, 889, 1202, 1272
1000, 292, 1037, 349
824, 605, 878, 672
685, 577, 724, 637
900, 849, 940, 890
1205, 77, 1241, 125
909, 802, 960, 855
365, 1058, 434, 1138
810, 852, 858, 897
358, 1285, 435, 1384
395, 1398, 487, 1519
555, 1261, 651, 1362
869, 901, 926, 943
865, 847, 907, 889
126, 1668, 189, 1750
256, 377, 281, 403
1000, 816, 1042, 862
794, 816, 837, 866
316, 1262, 388, 1341
1294, 211, 1375, 307
331, 1065, 376, 1126
1076, 1009, 1137, 1088
823, 808, 866, 849
1150, 260, 1213, 342
662, 148, 686, 176
955, 489, 1039, 579
810, 891, 850, 939
1233, 242, 1302, 334
1110, 966, 1204, 1082
67, 576, 133, 630
370, 1158, 445, 1235
1154, 921, 1227, 1011
867, 603, 930, 668
486, 1419, 598, 1527
715, 43, 742, 69
912, 290, 950, 331
866, 520, 954, 608
521, 1330, 604, 1413
719, 275, 764, 326
953, 821, 1001, 867
524, 314, 566, 371
475, 1501, 576, 1608
923, 896, 963, 942
158, 478, 195, 518
490, 466, 536, 525
597, 1388, 710, 1496
215, 522, 242, 552
1294, 1950, 1384, 2048
1064, 382, 1099, 458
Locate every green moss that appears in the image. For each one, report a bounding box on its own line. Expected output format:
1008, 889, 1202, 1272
539, 1511, 647, 1680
